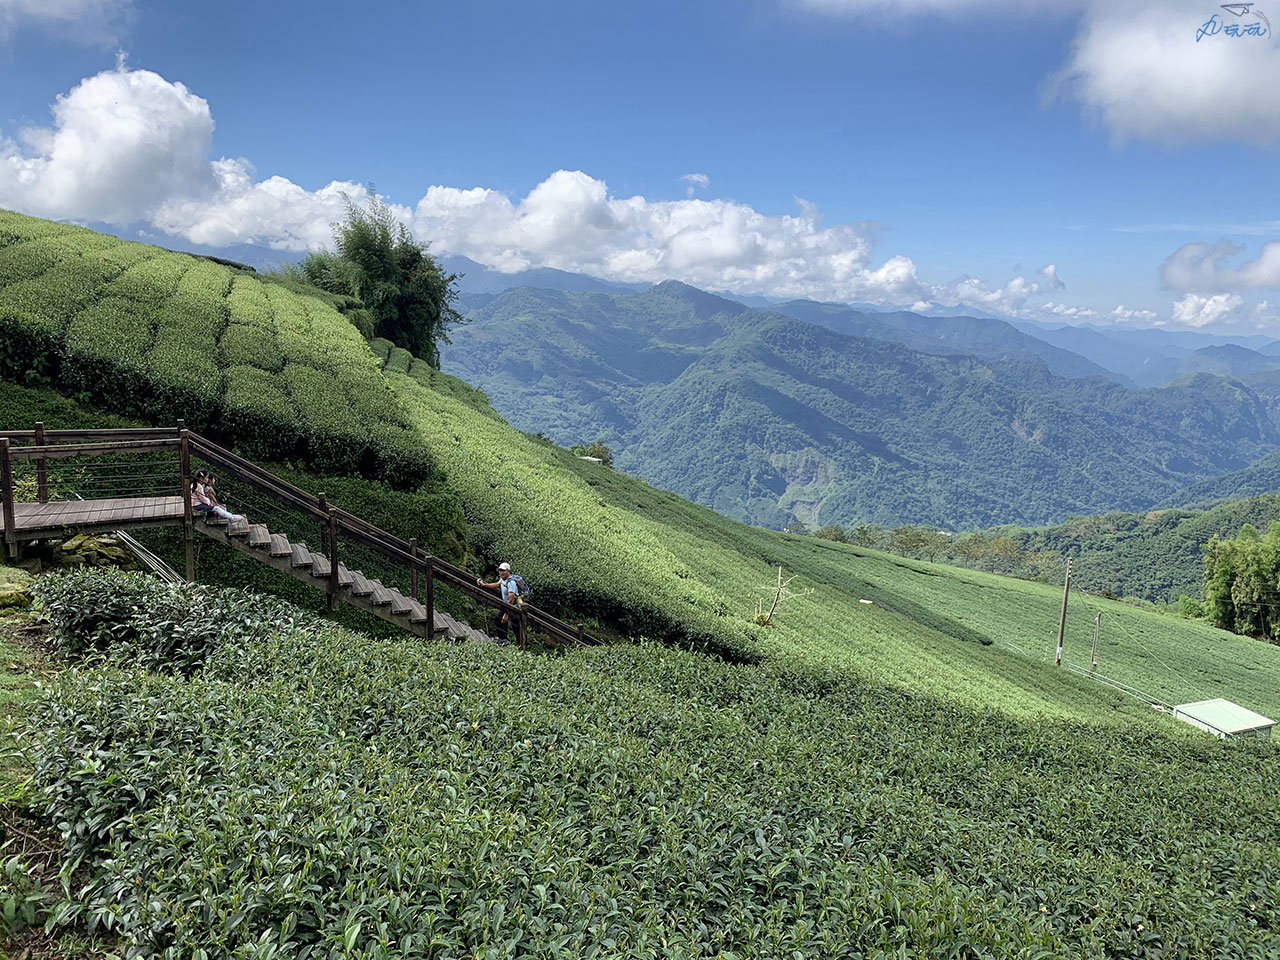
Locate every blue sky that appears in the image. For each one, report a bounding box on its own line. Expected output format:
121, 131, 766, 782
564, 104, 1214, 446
1, 0, 1278, 328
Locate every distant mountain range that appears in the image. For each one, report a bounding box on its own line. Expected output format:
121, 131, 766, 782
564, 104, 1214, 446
442, 281, 1280, 529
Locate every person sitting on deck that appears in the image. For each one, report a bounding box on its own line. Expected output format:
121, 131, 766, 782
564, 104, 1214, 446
190, 470, 244, 524
476, 562, 525, 644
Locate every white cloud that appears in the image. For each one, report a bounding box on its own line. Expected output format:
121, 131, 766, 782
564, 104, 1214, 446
679, 173, 709, 198
798, 0, 1280, 145
1051, 0, 1280, 144
0, 65, 215, 223
151, 160, 414, 251
1112, 305, 1159, 321
1161, 240, 1280, 292
1171, 292, 1245, 327
411, 169, 932, 303
0, 0, 132, 43
1042, 301, 1097, 318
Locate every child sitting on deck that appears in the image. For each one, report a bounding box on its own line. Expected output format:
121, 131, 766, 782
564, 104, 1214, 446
190, 470, 245, 523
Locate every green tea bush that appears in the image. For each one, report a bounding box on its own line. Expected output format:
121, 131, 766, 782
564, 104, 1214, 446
370, 337, 394, 362
98, 255, 190, 304
385, 346, 412, 375
222, 364, 299, 460
226, 275, 274, 328
33, 568, 321, 674
218, 321, 282, 371
18, 576, 1280, 958
0, 306, 62, 382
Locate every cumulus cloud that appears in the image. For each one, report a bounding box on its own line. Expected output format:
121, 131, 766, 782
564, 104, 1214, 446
1050, 0, 1280, 144
151, 161, 414, 250
799, 0, 1280, 145
411, 169, 933, 302
1160, 239, 1280, 292
0, 65, 215, 223
1172, 292, 1245, 327
0, 0, 132, 43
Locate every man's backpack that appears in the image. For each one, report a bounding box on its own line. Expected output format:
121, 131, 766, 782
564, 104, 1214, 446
511, 574, 531, 603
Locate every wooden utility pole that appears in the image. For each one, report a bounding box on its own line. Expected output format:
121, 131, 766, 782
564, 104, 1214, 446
1055, 558, 1072, 666
1090, 611, 1101, 674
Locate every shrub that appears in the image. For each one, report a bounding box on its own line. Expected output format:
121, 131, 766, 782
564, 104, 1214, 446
0, 306, 62, 382
226, 275, 274, 328
98, 255, 190, 303
221, 364, 298, 460
385, 346, 412, 375
218, 322, 282, 372
370, 337, 394, 362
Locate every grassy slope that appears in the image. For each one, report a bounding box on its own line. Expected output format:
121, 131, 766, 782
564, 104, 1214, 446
387, 363, 1280, 726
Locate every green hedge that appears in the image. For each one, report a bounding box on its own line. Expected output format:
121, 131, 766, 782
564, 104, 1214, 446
218, 322, 282, 371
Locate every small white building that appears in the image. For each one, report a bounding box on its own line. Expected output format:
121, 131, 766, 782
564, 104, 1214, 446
1172, 699, 1275, 739
578, 456, 603, 464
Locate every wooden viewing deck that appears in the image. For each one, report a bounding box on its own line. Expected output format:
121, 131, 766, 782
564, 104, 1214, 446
0, 495, 186, 541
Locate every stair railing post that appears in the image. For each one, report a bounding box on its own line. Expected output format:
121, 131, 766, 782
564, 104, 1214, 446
33, 422, 48, 503
577, 622, 585, 647
425, 557, 434, 637
517, 605, 528, 652
1, 438, 15, 560
178, 425, 194, 580
409, 538, 418, 600
327, 509, 340, 612
318, 493, 329, 555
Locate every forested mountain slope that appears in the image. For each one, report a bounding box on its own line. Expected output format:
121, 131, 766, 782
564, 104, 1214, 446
771, 298, 1125, 382
443, 281, 1280, 529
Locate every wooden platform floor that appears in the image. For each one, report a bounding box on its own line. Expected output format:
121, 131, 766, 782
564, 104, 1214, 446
1, 496, 185, 535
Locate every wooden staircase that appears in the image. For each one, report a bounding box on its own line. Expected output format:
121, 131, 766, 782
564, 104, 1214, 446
194, 513, 496, 644
2, 422, 596, 651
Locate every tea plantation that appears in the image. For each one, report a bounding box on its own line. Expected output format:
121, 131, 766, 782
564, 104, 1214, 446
14, 570, 1280, 958
2, 213, 1280, 956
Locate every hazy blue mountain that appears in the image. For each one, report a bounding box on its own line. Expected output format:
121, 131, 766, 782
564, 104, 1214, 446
443, 280, 1280, 530
1177, 344, 1280, 379
440, 255, 647, 296
773, 301, 1126, 383
1166, 451, 1280, 508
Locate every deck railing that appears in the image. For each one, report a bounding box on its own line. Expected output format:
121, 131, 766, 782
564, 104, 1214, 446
1, 422, 596, 650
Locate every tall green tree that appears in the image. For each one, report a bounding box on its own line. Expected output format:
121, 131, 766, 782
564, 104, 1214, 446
299, 194, 463, 367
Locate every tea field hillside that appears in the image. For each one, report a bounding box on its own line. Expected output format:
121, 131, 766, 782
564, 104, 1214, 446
1, 208, 1279, 727
6, 570, 1276, 957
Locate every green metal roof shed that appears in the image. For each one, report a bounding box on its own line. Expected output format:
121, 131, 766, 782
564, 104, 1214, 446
1172, 699, 1275, 739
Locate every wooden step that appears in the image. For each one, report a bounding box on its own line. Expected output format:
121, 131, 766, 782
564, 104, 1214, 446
310, 554, 331, 577
227, 517, 250, 538
336, 563, 354, 588
368, 580, 393, 606
204, 513, 229, 527
289, 544, 312, 568
348, 572, 373, 597
407, 600, 430, 623
248, 524, 270, 548
268, 534, 291, 557
390, 591, 413, 616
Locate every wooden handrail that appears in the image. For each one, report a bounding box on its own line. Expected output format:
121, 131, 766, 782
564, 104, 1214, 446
0, 428, 179, 442
7, 438, 181, 460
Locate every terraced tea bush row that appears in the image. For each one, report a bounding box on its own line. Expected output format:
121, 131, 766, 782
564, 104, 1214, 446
0, 210, 430, 487
20, 571, 1280, 958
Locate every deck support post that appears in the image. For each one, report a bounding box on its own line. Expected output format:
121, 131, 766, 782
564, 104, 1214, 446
327, 509, 339, 613
317, 493, 329, 555
409, 538, 418, 600
178, 421, 193, 580
425, 557, 434, 638
33, 422, 48, 503
1, 438, 15, 561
